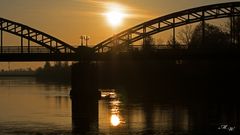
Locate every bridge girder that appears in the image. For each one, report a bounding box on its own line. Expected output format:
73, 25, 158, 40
0, 18, 76, 53
94, 2, 240, 53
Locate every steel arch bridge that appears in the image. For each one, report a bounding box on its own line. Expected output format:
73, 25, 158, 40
0, 18, 76, 54
94, 2, 240, 53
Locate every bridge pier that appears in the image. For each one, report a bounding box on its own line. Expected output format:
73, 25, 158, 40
71, 62, 99, 134
0, 27, 2, 53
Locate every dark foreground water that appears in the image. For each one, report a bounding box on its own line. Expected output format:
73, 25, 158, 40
0, 77, 239, 135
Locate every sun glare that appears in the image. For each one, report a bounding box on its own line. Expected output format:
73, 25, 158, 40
105, 4, 126, 28
111, 114, 120, 126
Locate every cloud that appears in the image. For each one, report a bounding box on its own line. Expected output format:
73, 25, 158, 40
72, 0, 154, 19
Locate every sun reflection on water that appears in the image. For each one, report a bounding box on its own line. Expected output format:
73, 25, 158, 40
111, 114, 120, 126
99, 89, 123, 127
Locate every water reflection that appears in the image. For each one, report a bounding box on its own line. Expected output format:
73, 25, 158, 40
0, 77, 239, 134
97, 88, 240, 135
71, 86, 99, 134
0, 77, 71, 134
111, 114, 120, 126
101, 89, 117, 99
98, 89, 123, 134
99, 89, 190, 134
100, 90, 122, 127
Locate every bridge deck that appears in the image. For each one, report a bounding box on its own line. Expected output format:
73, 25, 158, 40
0, 53, 79, 61
1, 49, 240, 61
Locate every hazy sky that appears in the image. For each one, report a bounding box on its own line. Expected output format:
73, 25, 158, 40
0, 0, 238, 69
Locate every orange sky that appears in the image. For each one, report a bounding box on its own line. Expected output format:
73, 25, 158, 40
0, 0, 238, 69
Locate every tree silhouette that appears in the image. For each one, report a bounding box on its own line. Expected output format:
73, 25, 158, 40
226, 16, 240, 47
43, 61, 51, 71
142, 36, 155, 52
167, 35, 181, 49
177, 25, 194, 46
189, 22, 229, 49
36, 61, 71, 83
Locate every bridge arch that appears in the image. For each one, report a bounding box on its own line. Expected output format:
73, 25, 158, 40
94, 2, 240, 53
0, 18, 76, 53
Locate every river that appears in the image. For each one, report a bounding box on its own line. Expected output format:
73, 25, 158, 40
0, 77, 239, 135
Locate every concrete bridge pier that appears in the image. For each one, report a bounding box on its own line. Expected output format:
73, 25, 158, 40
71, 62, 99, 134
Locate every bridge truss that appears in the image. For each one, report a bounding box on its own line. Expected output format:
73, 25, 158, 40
0, 18, 76, 54
94, 2, 240, 53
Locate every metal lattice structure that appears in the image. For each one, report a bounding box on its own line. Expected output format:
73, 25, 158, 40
0, 18, 76, 53
94, 2, 240, 53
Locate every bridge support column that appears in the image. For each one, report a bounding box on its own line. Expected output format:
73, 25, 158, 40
21, 28, 23, 53
0, 29, 2, 53
202, 11, 205, 47
28, 29, 30, 53
71, 62, 99, 134
173, 18, 176, 48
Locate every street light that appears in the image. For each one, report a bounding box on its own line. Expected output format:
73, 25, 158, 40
80, 35, 84, 46
85, 36, 90, 47
80, 35, 90, 47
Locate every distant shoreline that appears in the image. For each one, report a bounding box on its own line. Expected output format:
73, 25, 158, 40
0, 72, 36, 77
0, 74, 36, 77
0, 74, 71, 84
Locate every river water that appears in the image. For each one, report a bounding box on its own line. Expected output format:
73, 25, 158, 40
0, 77, 239, 135
0, 77, 71, 134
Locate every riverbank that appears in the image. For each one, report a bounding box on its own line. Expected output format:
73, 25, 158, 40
0, 71, 35, 77
0, 71, 71, 84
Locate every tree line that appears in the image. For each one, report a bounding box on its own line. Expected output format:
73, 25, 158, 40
35, 61, 71, 83
142, 17, 240, 51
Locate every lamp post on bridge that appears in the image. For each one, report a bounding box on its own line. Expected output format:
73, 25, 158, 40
80, 36, 84, 46
85, 36, 90, 47
80, 35, 90, 47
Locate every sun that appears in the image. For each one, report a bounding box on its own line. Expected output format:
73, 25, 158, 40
106, 10, 124, 27
105, 4, 126, 28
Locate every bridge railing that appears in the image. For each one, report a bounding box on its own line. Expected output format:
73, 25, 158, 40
116, 45, 189, 52
131, 45, 188, 49
0, 46, 51, 53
